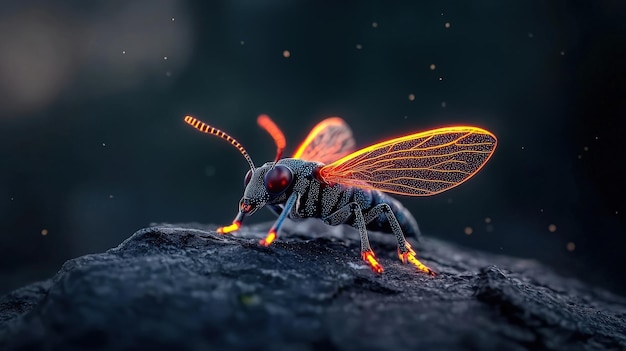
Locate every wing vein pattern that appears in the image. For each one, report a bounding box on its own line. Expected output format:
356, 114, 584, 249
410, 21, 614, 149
319, 126, 497, 196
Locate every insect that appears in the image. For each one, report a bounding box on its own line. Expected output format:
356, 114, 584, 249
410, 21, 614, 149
184, 114, 497, 275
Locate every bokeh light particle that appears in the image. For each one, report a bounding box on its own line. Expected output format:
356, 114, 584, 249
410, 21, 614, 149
566, 242, 576, 251
430, 64, 436, 70
444, 22, 451, 28
548, 224, 557, 232
41, 229, 48, 236
408, 93, 415, 101
464, 227, 473, 235
282, 50, 290, 58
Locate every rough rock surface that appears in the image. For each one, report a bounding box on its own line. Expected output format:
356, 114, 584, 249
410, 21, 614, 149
1, 220, 625, 351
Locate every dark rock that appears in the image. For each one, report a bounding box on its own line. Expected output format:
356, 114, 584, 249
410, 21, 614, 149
1, 220, 625, 351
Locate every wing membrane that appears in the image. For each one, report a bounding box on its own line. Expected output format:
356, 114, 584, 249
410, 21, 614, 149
318, 126, 497, 196
293, 117, 356, 164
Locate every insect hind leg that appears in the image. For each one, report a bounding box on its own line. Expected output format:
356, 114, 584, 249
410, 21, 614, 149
363, 203, 436, 276
322, 202, 384, 274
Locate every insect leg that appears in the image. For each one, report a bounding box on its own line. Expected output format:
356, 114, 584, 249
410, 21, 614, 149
322, 202, 384, 274
259, 193, 299, 247
217, 211, 245, 234
363, 203, 436, 276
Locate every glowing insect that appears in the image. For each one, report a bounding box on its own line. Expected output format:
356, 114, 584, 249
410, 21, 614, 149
184, 114, 497, 275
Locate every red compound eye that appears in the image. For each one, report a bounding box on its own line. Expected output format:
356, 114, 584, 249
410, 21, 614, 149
243, 170, 253, 187
264, 165, 293, 194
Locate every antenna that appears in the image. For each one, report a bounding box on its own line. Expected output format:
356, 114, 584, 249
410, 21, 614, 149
184, 116, 255, 171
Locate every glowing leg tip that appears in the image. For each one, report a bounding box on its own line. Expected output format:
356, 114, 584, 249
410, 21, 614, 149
398, 245, 417, 264
399, 246, 435, 276
406, 253, 436, 276
259, 231, 276, 247
362, 250, 384, 274
398, 251, 408, 264
217, 221, 240, 235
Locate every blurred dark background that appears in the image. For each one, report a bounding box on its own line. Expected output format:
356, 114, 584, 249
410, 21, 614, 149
1, 1, 625, 296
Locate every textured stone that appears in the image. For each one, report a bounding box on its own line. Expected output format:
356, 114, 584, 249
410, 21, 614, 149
1, 220, 625, 351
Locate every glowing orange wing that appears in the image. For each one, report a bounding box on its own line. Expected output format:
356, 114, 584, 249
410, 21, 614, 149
318, 126, 497, 196
293, 117, 356, 164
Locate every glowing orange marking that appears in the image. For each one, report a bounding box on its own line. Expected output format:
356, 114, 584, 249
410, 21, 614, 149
293, 117, 356, 164
217, 220, 241, 234
407, 254, 436, 276
260, 231, 276, 247
257, 114, 286, 163
397, 243, 414, 263
319, 126, 497, 196
184, 116, 255, 172
398, 244, 436, 276
361, 250, 384, 274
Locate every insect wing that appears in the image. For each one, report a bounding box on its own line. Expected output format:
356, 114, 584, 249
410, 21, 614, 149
318, 126, 497, 196
292, 117, 356, 164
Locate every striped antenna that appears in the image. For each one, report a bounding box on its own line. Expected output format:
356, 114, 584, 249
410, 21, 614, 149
184, 115, 256, 171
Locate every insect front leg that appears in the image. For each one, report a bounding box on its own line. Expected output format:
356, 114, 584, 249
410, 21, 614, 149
363, 204, 435, 276
259, 192, 299, 247
217, 197, 257, 234
217, 211, 245, 234
322, 202, 384, 274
